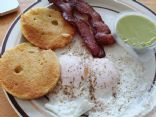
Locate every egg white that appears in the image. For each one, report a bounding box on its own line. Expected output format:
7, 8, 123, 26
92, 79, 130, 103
45, 37, 123, 117
42, 33, 152, 117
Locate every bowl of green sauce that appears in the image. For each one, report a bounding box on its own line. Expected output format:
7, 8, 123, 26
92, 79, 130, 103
114, 12, 156, 58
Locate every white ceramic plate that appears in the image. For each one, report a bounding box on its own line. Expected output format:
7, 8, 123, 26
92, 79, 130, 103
1, 0, 156, 117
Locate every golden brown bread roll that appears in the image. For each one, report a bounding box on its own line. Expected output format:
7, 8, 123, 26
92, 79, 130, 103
21, 7, 75, 49
0, 43, 60, 99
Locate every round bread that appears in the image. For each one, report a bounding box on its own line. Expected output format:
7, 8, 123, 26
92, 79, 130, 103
21, 7, 75, 49
0, 43, 60, 99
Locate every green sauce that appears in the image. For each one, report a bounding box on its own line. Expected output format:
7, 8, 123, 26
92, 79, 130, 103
116, 15, 156, 48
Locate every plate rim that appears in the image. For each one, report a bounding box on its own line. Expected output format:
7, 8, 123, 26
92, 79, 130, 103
1, 0, 156, 117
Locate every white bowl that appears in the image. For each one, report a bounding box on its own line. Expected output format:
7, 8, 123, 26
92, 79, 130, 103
113, 12, 156, 61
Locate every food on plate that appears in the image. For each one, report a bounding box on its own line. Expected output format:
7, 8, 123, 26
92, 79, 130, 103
1, 0, 155, 116
49, 0, 115, 58
44, 55, 120, 117
116, 14, 156, 48
66, 0, 115, 45
44, 42, 147, 117
51, 0, 105, 58
21, 7, 75, 49
59, 55, 119, 98
90, 58, 120, 98
45, 97, 95, 117
0, 43, 60, 99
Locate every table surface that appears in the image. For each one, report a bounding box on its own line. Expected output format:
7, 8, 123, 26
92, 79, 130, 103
0, 0, 156, 117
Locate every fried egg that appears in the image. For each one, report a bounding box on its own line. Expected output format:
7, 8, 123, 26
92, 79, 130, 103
90, 58, 120, 98
59, 55, 119, 97
45, 54, 120, 117
59, 55, 85, 87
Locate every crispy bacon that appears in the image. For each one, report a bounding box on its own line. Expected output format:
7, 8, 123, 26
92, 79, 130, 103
51, 0, 105, 57
68, 0, 115, 45
76, 20, 105, 57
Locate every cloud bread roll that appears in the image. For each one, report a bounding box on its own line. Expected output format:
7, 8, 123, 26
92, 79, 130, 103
21, 7, 75, 49
0, 43, 60, 99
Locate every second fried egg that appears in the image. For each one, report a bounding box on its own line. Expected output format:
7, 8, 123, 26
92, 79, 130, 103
59, 55, 120, 99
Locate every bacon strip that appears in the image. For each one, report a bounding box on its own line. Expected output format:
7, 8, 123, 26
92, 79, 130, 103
68, 0, 115, 45
50, 0, 105, 57
75, 20, 105, 57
